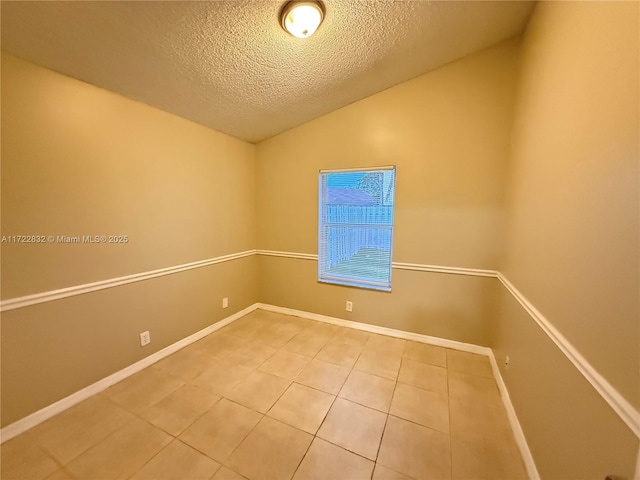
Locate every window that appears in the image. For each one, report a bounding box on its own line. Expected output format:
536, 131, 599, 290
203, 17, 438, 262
318, 166, 396, 291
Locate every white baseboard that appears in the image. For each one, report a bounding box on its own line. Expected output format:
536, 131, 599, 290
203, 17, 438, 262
488, 352, 540, 480
0, 303, 258, 443
257, 303, 491, 355
256, 303, 539, 480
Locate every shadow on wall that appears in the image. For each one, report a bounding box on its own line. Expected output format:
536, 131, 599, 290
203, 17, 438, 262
386, 273, 501, 347
403, 303, 489, 347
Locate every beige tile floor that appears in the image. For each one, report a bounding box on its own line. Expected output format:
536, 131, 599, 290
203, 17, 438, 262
1, 310, 528, 480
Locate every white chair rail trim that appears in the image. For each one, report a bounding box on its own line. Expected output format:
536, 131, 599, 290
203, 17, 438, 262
256, 249, 498, 277
0, 250, 257, 313
497, 273, 640, 439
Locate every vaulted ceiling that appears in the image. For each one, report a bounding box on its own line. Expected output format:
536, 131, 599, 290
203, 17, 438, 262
1, 1, 535, 143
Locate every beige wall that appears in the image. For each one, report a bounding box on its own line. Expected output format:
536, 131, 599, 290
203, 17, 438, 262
491, 287, 639, 479
256, 39, 519, 345
259, 256, 500, 346
1, 257, 257, 426
2, 53, 257, 299
1, 53, 258, 425
491, 1, 639, 478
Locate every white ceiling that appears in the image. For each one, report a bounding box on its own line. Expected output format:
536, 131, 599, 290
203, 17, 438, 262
1, 1, 535, 143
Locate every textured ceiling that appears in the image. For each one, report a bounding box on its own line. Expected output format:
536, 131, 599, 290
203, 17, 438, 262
1, 1, 535, 143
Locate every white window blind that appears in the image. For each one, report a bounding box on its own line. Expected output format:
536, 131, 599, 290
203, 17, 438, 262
318, 166, 396, 291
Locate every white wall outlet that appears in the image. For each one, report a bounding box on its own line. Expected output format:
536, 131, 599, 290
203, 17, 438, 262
346, 301, 353, 312
222, 297, 229, 308
140, 331, 151, 347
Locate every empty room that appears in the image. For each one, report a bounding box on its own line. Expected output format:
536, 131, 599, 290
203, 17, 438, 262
1, 1, 638, 479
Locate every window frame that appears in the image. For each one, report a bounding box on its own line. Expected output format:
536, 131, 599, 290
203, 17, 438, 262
317, 165, 396, 292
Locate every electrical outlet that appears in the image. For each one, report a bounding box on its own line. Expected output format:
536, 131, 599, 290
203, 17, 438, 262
505, 355, 510, 367
140, 331, 151, 347
222, 297, 229, 308
346, 301, 353, 312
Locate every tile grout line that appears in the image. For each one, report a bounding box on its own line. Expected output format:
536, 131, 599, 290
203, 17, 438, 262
124, 438, 176, 480
12, 310, 519, 480
213, 319, 342, 479
204, 325, 298, 475
47, 391, 174, 475
290, 330, 396, 478
100, 379, 217, 480
134, 333, 268, 476
368, 337, 388, 479
289, 323, 355, 480
372, 366, 397, 476
30, 435, 67, 476
188, 322, 490, 478
108, 341, 466, 478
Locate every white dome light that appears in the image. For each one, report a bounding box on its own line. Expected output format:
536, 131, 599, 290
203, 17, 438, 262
281, 1, 324, 39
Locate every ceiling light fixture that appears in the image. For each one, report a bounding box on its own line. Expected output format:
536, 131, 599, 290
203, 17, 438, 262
280, 1, 324, 39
